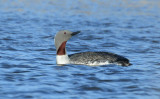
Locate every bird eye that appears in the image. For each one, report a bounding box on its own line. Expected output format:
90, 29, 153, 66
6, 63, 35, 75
64, 32, 66, 34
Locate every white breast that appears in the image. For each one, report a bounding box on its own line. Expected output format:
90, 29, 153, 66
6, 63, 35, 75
56, 55, 70, 65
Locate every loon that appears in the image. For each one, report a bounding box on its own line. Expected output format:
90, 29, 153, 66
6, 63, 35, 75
54, 30, 131, 66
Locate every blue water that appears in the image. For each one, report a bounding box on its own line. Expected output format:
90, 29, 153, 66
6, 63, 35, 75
0, 0, 160, 99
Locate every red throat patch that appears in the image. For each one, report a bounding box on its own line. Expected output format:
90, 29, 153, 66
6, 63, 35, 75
57, 41, 67, 55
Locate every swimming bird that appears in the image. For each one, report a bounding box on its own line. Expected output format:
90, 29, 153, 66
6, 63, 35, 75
54, 30, 131, 66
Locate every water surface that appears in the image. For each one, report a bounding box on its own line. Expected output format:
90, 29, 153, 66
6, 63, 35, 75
0, 0, 160, 99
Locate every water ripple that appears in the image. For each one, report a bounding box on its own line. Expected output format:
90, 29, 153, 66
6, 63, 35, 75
0, 0, 160, 99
